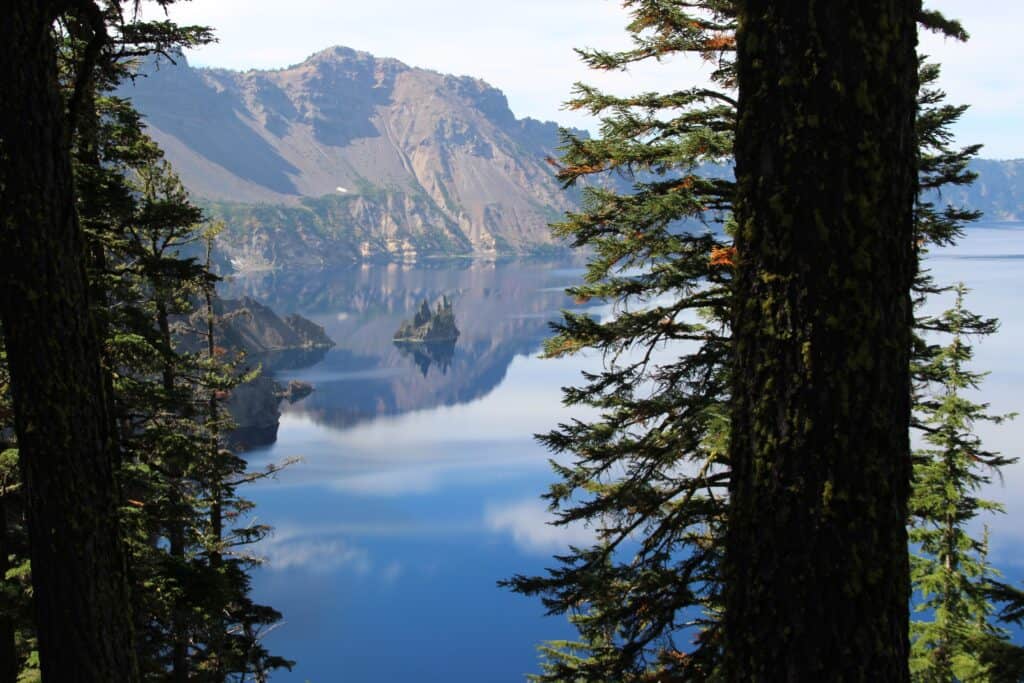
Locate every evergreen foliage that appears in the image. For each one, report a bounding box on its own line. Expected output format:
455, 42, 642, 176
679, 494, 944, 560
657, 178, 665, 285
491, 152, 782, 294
909, 286, 1024, 681
1, 4, 292, 680
504, 2, 737, 680
509, 2, 1023, 680
393, 296, 460, 342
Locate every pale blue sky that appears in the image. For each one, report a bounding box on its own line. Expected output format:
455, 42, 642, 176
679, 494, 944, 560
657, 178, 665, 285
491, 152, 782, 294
154, 0, 1024, 158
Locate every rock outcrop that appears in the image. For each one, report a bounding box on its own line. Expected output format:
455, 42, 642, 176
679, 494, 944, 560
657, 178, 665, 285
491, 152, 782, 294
226, 375, 282, 451
214, 296, 334, 353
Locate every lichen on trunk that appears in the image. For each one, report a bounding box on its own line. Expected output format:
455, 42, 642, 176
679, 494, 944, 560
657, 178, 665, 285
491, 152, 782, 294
726, 1, 920, 679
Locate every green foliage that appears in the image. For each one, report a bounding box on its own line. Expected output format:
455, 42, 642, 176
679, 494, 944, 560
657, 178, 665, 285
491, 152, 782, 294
909, 286, 1024, 682
1, 8, 293, 680
503, 2, 736, 680
108, 162, 293, 680
509, 2, 1022, 680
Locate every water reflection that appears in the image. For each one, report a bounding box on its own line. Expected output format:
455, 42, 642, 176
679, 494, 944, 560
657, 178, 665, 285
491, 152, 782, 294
393, 339, 456, 376
221, 259, 588, 432
222, 230, 1024, 682
224, 259, 598, 682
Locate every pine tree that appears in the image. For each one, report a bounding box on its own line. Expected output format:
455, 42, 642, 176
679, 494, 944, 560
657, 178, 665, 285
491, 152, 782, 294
104, 150, 293, 680
3, 7, 292, 677
726, 0, 921, 676
504, 2, 737, 680
0, 4, 139, 677
508, 2, 1021, 680
909, 286, 1024, 682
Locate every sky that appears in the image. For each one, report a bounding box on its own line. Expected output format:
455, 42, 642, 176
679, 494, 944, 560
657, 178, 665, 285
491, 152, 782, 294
150, 0, 1024, 159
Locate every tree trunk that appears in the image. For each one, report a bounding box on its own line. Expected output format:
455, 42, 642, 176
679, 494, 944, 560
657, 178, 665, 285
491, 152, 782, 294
726, 1, 919, 679
0, 3, 139, 681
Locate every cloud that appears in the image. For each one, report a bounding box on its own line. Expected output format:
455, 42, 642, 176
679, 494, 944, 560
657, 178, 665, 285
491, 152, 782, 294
485, 497, 595, 554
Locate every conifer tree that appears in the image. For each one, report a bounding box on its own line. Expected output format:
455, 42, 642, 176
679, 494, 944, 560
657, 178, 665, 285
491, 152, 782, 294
509, 2, 1021, 680
909, 286, 1024, 682
505, 2, 737, 680
4, 6, 293, 677
103, 146, 293, 680
1, 4, 140, 677
726, 0, 921, 675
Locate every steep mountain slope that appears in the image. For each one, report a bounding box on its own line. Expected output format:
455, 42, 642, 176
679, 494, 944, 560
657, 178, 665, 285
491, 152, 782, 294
120, 47, 580, 267
120, 48, 1023, 271
943, 159, 1024, 221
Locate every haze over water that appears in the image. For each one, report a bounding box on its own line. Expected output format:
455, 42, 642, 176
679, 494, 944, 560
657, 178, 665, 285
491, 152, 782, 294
223, 223, 1024, 682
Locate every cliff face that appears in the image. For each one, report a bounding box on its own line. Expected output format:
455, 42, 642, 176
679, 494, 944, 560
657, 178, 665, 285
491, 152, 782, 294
212, 296, 335, 354
182, 296, 334, 450
119, 47, 581, 267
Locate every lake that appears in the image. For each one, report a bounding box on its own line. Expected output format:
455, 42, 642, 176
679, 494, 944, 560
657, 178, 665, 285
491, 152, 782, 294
223, 223, 1024, 682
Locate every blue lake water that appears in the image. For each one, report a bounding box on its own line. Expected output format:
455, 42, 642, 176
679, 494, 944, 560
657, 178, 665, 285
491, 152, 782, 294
224, 223, 1024, 682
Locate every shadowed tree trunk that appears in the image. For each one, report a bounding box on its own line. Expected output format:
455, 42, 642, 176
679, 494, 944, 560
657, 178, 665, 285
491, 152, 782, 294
0, 2, 139, 680
726, 1, 919, 679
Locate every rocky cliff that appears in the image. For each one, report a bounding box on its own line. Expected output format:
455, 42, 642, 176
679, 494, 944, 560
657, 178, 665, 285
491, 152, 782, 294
186, 296, 334, 449
213, 296, 335, 354
119, 47, 582, 267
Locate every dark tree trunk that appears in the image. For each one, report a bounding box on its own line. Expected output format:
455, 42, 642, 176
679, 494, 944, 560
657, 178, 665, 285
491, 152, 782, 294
0, 3, 139, 681
726, 1, 919, 679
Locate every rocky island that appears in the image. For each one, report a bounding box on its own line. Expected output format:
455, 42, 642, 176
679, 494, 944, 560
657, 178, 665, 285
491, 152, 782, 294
393, 297, 459, 343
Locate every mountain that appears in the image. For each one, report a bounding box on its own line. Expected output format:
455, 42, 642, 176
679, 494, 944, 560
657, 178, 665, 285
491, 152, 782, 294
119, 48, 1024, 273
943, 159, 1024, 222
119, 47, 582, 268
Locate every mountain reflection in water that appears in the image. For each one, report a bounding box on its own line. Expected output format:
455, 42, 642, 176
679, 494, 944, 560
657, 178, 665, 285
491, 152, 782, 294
220, 259, 588, 433
213, 229, 1024, 683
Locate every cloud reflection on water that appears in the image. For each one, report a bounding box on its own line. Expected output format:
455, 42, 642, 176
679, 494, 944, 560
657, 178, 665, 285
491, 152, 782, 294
485, 498, 596, 554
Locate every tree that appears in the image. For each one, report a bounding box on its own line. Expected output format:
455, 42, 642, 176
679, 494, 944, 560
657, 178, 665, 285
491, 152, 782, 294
0, 3, 139, 678
80, 109, 292, 681
2, 3, 292, 678
507, 2, 1020, 681
909, 286, 1024, 681
504, 2, 737, 680
725, 0, 920, 677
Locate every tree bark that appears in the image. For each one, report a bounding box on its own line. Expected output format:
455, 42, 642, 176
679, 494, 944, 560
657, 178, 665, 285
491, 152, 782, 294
0, 2, 139, 680
726, 1, 919, 679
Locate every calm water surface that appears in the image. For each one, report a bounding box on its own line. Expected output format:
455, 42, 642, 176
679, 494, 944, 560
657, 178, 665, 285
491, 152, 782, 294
223, 224, 1024, 682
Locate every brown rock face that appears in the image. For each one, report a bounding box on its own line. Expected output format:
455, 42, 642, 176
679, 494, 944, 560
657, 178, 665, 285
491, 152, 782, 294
120, 47, 581, 266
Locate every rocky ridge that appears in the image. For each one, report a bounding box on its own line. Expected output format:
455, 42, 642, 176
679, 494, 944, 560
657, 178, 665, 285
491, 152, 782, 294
120, 47, 582, 268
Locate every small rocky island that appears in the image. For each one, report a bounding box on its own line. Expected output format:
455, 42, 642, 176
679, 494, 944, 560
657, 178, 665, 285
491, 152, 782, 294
393, 297, 459, 342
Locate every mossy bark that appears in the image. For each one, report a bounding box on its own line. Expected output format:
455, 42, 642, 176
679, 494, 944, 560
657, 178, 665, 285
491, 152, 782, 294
726, 1, 919, 679
0, 2, 139, 680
